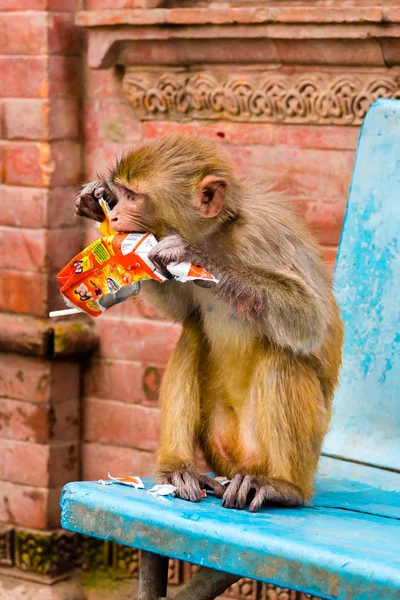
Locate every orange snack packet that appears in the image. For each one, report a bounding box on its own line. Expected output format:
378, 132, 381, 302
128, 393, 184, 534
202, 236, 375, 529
56, 199, 218, 317
56, 232, 167, 317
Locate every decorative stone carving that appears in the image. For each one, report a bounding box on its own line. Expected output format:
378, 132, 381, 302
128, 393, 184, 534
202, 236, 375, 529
123, 69, 400, 125
168, 557, 182, 585
261, 583, 299, 599
224, 577, 259, 599
0, 526, 14, 566
15, 530, 77, 577
112, 543, 139, 576
78, 534, 110, 572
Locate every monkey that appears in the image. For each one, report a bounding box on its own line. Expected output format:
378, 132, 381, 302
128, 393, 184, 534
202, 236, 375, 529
75, 135, 343, 511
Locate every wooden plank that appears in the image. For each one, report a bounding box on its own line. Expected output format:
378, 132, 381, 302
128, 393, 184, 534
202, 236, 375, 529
324, 98, 400, 471
61, 476, 400, 600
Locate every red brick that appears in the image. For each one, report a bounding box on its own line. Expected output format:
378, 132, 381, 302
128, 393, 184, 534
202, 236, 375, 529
47, 227, 83, 272
84, 99, 142, 142
3, 100, 47, 141
5, 143, 46, 187
0, 270, 47, 316
0, 227, 46, 272
48, 186, 82, 228
1, 12, 48, 55
0, 397, 79, 444
143, 121, 274, 146
0, 145, 4, 184
48, 99, 79, 139
274, 124, 360, 151
82, 442, 157, 481
48, 443, 79, 487
84, 141, 131, 180
97, 317, 181, 363
84, 64, 125, 100
51, 399, 79, 443
0, 399, 49, 443
3, 99, 79, 141
5, 142, 81, 187
0, 358, 79, 404
86, 0, 162, 7
0, 438, 79, 488
49, 56, 80, 98
49, 362, 80, 403
293, 198, 347, 246
84, 398, 160, 451
223, 145, 354, 199
84, 358, 144, 404
0, 359, 80, 405
0, 186, 48, 228
321, 246, 338, 276
0, 185, 80, 230
0, 438, 49, 486
0, 481, 48, 529
46, 141, 82, 185
0, 57, 48, 98
48, 13, 82, 56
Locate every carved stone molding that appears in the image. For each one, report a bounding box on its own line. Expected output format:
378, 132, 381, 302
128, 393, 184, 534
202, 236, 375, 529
15, 529, 77, 578
123, 69, 400, 125
0, 526, 14, 567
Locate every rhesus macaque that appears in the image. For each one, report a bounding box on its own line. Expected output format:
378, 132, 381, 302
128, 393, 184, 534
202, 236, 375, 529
76, 135, 343, 511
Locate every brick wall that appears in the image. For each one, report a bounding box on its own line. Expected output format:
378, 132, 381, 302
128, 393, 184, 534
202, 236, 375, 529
0, 1, 83, 530
79, 64, 357, 481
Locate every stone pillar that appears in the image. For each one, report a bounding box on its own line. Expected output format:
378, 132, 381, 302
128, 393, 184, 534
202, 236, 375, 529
0, 1, 97, 594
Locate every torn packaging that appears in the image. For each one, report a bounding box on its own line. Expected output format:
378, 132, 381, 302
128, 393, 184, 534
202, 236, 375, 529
56, 200, 217, 317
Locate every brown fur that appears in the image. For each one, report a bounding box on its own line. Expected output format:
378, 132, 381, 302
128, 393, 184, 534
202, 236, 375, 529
76, 135, 344, 510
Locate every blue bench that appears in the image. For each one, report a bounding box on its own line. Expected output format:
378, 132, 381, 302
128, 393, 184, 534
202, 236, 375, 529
60, 99, 400, 600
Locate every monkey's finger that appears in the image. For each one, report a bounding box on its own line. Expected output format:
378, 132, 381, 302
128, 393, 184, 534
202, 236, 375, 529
182, 472, 202, 503
222, 474, 243, 509
249, 487, 268, 513
171, 472, 189, 501
93, 186, 108, 199
236, 475, 259, 509
200, 475, 225, 499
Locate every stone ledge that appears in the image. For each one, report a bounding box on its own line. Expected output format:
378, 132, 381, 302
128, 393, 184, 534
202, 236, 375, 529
0, 313, 98, 358
76, 6, 400, 68
76, 6, 399, 27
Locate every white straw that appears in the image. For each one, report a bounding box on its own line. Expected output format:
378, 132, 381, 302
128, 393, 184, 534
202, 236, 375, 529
49, 308, 81, 318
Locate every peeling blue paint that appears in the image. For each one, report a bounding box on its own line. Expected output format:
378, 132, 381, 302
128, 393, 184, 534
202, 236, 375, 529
324, 99, 400, 471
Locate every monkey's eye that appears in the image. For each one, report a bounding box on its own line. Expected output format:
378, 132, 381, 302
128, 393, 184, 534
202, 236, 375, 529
107, 196, 118, 210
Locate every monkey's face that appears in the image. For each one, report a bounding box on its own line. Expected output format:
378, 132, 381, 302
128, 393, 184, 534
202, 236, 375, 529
107, 183, 149, 234
76, 136, 236, 238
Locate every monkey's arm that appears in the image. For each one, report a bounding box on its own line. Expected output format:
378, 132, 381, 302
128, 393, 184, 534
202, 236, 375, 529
149, 235, 327, 355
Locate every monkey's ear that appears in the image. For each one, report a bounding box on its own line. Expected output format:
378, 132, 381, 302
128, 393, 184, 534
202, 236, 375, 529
196, 176, 227, 218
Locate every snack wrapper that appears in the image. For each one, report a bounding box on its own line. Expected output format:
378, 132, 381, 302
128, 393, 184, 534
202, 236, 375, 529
55, 199, 218, 318
107, 474, 145, 489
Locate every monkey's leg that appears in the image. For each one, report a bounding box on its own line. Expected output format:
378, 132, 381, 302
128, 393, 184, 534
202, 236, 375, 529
222, 349, 328, 511
156, 319, 225, 502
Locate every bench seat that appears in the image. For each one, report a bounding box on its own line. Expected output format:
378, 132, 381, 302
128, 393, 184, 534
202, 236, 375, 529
61, 456, 400, 600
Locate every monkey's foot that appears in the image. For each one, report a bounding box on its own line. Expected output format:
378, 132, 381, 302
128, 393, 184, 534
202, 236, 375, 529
222, 474, 304, 512
156, 467, 225, 503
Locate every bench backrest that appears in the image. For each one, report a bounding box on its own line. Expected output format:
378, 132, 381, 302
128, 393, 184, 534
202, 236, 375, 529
323, 99, 400, 472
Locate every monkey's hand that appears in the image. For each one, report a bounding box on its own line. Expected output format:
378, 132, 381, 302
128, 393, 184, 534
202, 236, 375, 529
156, 466, 225, 503
148, 234, 191, 267
222, 474, 304, 512
75, 179, 116, 222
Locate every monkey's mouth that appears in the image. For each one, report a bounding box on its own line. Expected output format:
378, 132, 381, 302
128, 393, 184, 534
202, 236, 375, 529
114, 225, 147, 234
